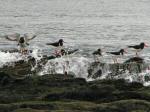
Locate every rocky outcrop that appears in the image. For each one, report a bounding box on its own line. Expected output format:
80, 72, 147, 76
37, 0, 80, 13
88, 57, 148, 79
0, 56, 47, 79
0, 55, 148, 80
0, 72, 150, 112
0, 49, 79, 79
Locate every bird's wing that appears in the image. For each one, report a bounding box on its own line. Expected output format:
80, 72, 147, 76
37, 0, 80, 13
24, 34, 36, 42
5, 33, 20, 41
92, 51, 97, 55
128, 45, 139, 49
107, 52, 118, 55
46, 42, 58, 46
128, 45, 134, 48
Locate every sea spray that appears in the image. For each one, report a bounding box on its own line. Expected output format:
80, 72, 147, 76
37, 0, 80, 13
0, 51, 23, 67
39, 56, 91, 79
1, 49, 150, 86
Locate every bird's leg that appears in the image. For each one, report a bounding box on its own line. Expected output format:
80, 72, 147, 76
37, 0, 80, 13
63, 64, 66, 74
20, 49, 23, 54
64, 71, 68, 75
115, 58, 118, 64
98, 57, 100, 62
23, 48, 28, 55
63, 62, 68, 76
116, 58, 118, 63
20, 48, 24, 55
96, 57, 98, 62
96, 56, 98, 62
136, 52, 139, 57
112, 57, 116, 64
93, 55, 96, 62
97, 56, 100, 62
113, 58, 116, 64
94, 55, 98, 62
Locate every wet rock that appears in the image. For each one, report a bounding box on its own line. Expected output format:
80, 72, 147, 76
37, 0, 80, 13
0, 55, 51, 79
88, 57, 148, 79
1, 49, 33, 53
124, 57, 144, 63
0, 49, 79, 79
0, 73, 149, 112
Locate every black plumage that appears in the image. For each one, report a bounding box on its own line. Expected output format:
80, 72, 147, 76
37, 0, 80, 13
46, 39, 64, 47
93, 49, 102, 56
107, 49, 125, 55
128, 42, 147, 50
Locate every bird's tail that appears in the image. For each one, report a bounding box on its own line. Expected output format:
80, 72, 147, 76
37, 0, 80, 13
128, 46, 134, 48
46, 43, 52, 45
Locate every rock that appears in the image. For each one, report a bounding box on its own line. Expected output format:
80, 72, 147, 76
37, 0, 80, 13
124, 57, 144, 63
0, 73, 149, 112
0, 56, 45, 79
88, 57, 148, 79
0, 49, 79, 79
1, 49, 33, 53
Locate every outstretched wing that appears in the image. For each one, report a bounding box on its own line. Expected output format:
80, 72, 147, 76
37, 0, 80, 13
5, 33, 20, 41
24, 34, 36, 42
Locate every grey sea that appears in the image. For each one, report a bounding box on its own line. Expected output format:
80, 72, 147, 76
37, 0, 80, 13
0, 0, 150, 54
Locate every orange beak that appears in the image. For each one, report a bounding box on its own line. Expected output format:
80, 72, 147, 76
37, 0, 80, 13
144, 43, 149, 47
124, 49, 128, 53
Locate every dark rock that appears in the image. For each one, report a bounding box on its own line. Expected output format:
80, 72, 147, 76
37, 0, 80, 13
124, 57, 144, 63
0, 73, 149, 112
0, 56, 48, 79
88, 58, 148, 79
1, 49, 33, 53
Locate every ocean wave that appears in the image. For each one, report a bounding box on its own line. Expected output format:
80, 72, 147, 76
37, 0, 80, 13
0, 48, 150, 86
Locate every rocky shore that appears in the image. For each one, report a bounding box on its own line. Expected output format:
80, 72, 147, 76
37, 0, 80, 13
0, 72, 150, 112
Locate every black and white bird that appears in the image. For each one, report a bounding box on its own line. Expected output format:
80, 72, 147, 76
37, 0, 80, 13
107, 49, 127, 63
92, 48, 102, 62
93, 48, 102, 56
128, 42, 148, 56
46, 39, 64, 47
5, 33, 36, 54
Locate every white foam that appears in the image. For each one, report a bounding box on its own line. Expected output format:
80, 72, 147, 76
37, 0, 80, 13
0, 48, 41, 68
39, 56, 91, 79
1, 48, 150, 87
0, 51, 23, 67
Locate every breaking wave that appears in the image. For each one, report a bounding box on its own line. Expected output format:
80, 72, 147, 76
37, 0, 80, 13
0, 48, 150, 86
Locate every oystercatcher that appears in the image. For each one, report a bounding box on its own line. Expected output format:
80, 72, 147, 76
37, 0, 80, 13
5, 33, 36, 54
93, 48, 102, 62
93, 48, 102, 56
107, 49, 127, 63
46, 39, 64, 47
128, 42, 148, 56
